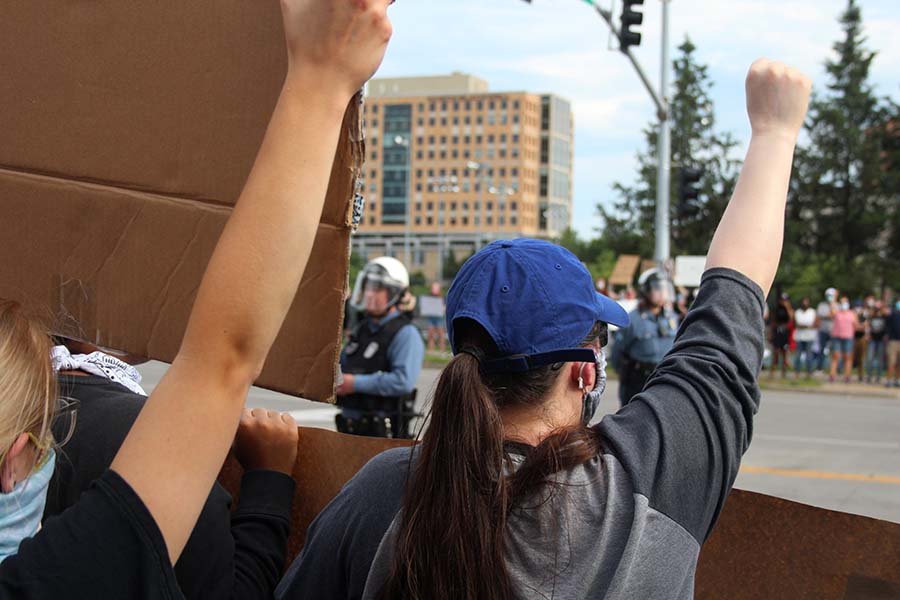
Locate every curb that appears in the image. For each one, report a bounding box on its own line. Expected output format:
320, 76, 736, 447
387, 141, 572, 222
758, 381, 900, 400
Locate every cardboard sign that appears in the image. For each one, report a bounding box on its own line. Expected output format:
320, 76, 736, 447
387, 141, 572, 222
0, 2, 363, 401
218, 429, 900, 595
418, 296, 445, 319
674, 255, 707, 288
608, 255, 641, 286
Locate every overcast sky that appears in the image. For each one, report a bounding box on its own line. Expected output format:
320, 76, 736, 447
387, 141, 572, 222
376, 0, 900, 238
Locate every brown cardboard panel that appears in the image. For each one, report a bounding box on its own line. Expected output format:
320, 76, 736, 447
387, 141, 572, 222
0, 1, 285, 204
697, 489, 900, 600
609, 254, 641, 285
0, 1, 363, 400
0, 170, 350, 400
217, 429, 900, 589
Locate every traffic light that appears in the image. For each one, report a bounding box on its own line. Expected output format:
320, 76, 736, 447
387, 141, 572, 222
679, 167, 703, 203
620, 0, 644, 51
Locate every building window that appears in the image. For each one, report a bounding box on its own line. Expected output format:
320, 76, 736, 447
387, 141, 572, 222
427, 216, 433, 225
476, 115, 483, 125
464, 116, 471, 125
477, 100, 483, 110
463, 150, 471, 159
511, 201, 517, 211
451, 150, 458, 159
418, 103, 425, 112
415, 216, 422, 225
489, 100, 496, 110
510, 216, 517, 225
499, 149, 506, 158
428, 151, 435, 159
453, 101, 459, 111
427, 202, 434, 210
372, 105, 379, 114
462, 216, 469, 225
541, 138, 549, 163
371, 151, 378, 160
416, 151, 423, 160
488, 114, 496, 125
452, 136, 459, 145
440, 151, 446, 159
441, 117, 447, 126
540, 174, 548, 196
486, 216, 493, 225
512, 168, 519, 177
453, 117, 459, 125
513, 115, 520, 124
487, 134, 495, 143
451, 202, 457, 211
513, 100, 520, 110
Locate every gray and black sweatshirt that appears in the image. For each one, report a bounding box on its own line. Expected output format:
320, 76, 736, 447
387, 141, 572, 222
276, 268, 765, 599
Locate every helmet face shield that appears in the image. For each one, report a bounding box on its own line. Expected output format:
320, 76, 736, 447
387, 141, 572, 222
639, 270, 675, 306
351, 265, 403, 313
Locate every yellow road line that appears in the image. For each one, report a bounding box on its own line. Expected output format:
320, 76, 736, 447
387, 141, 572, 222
740, 465, 900, 485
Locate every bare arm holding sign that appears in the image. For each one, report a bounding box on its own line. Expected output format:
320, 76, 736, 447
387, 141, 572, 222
111, 0, 393, 563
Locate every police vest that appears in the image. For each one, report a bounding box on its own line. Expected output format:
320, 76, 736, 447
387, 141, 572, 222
339, 313, 414, 409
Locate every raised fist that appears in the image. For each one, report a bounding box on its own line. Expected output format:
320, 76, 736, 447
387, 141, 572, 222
745, 59, 812, 141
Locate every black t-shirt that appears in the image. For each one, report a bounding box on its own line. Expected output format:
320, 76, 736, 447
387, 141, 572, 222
870, 315, 887, 341
1, 469, 183, 599
773, 304, 790, 326
889, 310, 900, 341
45, 374, 295, 600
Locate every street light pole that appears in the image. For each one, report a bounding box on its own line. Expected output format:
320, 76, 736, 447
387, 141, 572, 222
654, 0, 671, 269
394, 135, 412, 267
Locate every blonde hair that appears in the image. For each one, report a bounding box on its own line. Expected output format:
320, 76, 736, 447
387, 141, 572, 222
0, 300, 57, 462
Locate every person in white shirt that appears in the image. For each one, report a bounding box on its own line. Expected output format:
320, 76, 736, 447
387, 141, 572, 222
815, 287, 838, 371
793, 297, 818, 378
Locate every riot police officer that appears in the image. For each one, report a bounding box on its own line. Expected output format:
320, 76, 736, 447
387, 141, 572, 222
335, 256, 425, 438
611, 268, 679, 406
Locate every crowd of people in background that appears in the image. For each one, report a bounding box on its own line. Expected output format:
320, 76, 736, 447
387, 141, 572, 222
765, 287, 900, 386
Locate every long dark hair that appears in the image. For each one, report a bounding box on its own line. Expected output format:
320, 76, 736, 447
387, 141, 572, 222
378, 319, 607, 600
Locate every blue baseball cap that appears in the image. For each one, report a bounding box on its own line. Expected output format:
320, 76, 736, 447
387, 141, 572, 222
446, 239, 629, 373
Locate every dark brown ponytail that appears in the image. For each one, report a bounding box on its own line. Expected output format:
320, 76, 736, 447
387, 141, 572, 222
378, 320, 607, 600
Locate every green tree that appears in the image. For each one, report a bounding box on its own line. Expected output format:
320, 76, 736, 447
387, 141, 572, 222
786, 0, 899, 298
599, 37, 740, 258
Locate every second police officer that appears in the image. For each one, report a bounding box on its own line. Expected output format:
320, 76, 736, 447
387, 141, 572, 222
611, 268, 680, 406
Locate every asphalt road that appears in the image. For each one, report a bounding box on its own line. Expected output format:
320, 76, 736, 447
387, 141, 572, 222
136, 361, 900, 524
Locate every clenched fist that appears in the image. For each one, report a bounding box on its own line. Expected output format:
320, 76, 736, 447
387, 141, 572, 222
234, 408, 299, 476
280, 0, 394, 99
746, 59, 812, 142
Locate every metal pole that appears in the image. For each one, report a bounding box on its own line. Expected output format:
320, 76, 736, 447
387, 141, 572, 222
654, 0, 671, 268
404, 140, 411, 266
437, 187, 444, 284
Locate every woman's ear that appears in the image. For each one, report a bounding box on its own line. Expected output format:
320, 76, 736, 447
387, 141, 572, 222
569, 362, 596, 392
1, 433, 31, 493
